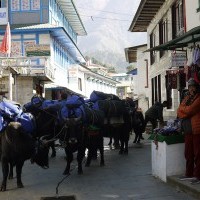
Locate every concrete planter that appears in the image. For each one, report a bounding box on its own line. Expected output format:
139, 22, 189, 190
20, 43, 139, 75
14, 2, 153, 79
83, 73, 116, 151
151, 141, 185, 182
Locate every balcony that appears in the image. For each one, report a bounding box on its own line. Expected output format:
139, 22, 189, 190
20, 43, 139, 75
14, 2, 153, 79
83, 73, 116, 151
0, 57, 55, 82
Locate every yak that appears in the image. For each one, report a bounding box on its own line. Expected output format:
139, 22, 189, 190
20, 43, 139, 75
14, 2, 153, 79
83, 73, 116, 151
0, 122, 51, 192
60, 117, 86, 175
59, 104, 105, 175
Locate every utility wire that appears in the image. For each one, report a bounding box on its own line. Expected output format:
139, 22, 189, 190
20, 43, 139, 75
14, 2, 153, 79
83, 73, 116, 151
77, 6, 133, 16
80, 14, 131, 22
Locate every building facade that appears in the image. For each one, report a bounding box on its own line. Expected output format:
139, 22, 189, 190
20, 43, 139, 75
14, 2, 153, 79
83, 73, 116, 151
110, 73, 133, 99
125, 44, 151, 112
129, 0, 200, 120
0, 0, 87, 105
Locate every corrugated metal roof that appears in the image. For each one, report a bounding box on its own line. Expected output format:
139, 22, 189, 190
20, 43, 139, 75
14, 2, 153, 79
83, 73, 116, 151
129, 0, 165, 32
56, 0, 87, 36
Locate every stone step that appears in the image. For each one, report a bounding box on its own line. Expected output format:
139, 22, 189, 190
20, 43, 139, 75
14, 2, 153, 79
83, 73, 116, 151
167, 175, 200, 199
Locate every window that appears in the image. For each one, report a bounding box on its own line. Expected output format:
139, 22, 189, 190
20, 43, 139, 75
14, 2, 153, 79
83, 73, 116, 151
150, 32, 156, 65
159, 18, 168, 58
151, 75, 161, 105
172, 0, 185, 38
11, 0, 20, 11
197, 0, 200, 12
0, 0, 6, 8
165, 73, 172, 109
21, 0, 30, 10
11, 0, 40, 11
78, 78, 82, 91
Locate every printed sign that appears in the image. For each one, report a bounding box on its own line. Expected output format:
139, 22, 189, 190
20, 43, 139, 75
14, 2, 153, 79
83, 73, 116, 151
170, 52, 187, 68
0, 8, 8, 25
26, 44, 50, 57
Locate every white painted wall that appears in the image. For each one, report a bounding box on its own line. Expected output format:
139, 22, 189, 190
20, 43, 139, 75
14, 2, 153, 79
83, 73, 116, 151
147, 0, 180, 120
151, 141, 185, 182
67, 65, 117, 98
134, 45, 151, 112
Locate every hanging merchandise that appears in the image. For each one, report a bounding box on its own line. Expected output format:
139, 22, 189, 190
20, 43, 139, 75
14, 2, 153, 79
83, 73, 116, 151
193, 46, 200, 67
170, 73, 177, 89
166, 69, 186, 90
194, 70, 200, 84
166, 72, 177, 89
187, 48, 194, 66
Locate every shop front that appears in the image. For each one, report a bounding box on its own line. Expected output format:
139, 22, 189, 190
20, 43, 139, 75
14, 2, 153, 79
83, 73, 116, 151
149, 120, 185, 182
147, 25, 200, 182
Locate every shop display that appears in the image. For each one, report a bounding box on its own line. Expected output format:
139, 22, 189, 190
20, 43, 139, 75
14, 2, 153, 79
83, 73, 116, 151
149, 119, 184, 147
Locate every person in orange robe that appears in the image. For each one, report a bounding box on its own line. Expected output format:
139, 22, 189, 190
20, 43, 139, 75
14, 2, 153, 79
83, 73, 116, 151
177, 78, 200, 184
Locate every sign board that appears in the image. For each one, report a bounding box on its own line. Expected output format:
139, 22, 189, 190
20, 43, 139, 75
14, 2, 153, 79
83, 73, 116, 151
0, 8, 8, 25
170, 52, 187, 68
26, 44, 50, 57
68, 67, 78, 77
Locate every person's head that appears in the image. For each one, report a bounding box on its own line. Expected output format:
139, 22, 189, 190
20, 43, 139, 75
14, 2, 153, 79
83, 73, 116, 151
188, 78, 199, 96
162, 101, 168, 108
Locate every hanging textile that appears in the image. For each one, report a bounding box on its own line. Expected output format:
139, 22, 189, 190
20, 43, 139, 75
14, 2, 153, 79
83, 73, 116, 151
187, 48, 194, 66
166, 69, 186, 90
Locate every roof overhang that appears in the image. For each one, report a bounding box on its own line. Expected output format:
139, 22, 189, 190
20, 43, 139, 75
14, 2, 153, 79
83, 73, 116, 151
145, 26, 200, 52
125, 44, 147, 63
56, 0, 87, 36
78, 64, 119, 84
1, 24, 86, 63
129, 0, 165, 32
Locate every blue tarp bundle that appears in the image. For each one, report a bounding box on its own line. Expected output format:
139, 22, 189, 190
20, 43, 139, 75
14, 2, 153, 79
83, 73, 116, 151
1, 92, 120, 134
0, 101, 36, 134
90, 90, 119, 102
24, 94, 86, 125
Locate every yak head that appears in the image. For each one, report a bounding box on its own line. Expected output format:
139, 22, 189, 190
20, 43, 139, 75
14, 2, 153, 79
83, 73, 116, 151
6, 122, 51, 169
62, 117, 83, 145
31, 135, 56, 169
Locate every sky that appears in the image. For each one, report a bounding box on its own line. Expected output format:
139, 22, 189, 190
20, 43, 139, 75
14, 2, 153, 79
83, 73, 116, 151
74, 0, 147, 55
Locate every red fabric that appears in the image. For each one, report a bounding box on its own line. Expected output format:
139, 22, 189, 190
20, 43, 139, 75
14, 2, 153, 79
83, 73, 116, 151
193, 134, 200, 179
177, 94, 200, 135
184, 134, 200, 179
194, 71, 200, 84
0, 22, 11, 55
184, 134, 194, 177
168, 74, 177, 89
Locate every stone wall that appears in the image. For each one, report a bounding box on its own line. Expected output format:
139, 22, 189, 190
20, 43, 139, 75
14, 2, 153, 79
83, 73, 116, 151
13, 76, 34, 105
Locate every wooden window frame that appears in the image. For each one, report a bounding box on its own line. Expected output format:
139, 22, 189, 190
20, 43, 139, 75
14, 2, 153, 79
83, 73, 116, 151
159, 18, 168, 58
172, 0, 185, 39
150, 32, 156, 65
78, 78, 82, 91
151, 75, 162, 106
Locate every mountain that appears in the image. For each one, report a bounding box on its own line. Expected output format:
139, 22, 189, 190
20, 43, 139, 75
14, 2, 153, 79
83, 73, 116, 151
75, 0, 147, 72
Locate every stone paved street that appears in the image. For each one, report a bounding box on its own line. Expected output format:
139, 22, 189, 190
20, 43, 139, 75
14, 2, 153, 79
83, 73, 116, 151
0, 135, 197, 200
